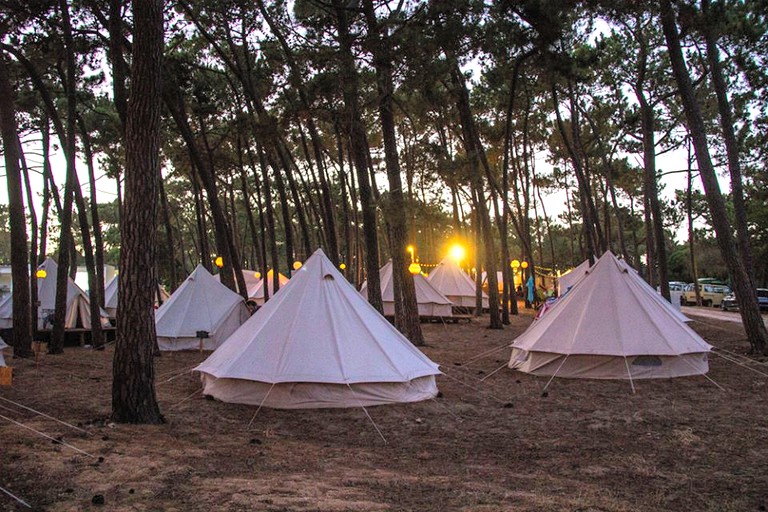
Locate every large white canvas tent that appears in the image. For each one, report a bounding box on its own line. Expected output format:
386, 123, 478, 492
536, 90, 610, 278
104, 275, 171, 319
509, 251, 711, 380
249, 270, 290, 305
360, 260, 453, 318
196, 249, 441, 409
427, 258, 489, 309
0, 258, 110, 330
155, 265, 249, 351
0, 337, 8, 366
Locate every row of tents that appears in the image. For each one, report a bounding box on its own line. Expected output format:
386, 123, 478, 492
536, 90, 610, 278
0, 249, 713, 408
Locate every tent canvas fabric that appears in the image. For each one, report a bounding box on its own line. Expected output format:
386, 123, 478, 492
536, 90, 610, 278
155, 264, 249, 351
0, 336, 7, 366
212, 269, 263, 298
196, 249, 441, 409
359, 260, 453, 317
249, 270, 290, 305
558, 258, 689, 324
557, 259, 592, 296
0, 258, 110, 330
104, 275, 171, 319
427, 258, 489, 309
509, 251, 711, 380
0, 295, 11, 329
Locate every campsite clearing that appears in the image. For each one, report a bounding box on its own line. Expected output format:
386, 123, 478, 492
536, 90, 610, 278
0, 311, 766, 511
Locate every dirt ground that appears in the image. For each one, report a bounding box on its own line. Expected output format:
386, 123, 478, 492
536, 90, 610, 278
1, 307, 767, 512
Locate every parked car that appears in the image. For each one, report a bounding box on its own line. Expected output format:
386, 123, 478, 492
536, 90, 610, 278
721, 288, 768, 312
682, 283, 732, 307
669, 281, 687, 292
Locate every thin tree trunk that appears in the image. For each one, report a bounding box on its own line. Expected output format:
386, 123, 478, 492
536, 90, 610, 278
701, 0, 754, 284
661, 0, 767, 354
362, 0, 423, 344
0, 54, 33, 357
332, 0, 382, 313
50, 0, 79, 354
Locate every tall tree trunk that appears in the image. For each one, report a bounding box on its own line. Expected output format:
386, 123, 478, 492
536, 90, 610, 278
0, 54, 33, 358
50, 0, 79, 355
637, 90, 670, 300
18, 138, 39, 342
362, 0, 423, 344
162, 86, 244, 295
158, 169, 178, 291
332, 0, 382, 313
701, 0, 754, 284
78, 116, 106, 308
661, 0, 767, 354
448, 61, 501, 328
111, 0, 165, 424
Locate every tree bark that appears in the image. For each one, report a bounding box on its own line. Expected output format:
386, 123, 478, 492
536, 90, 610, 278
362, 0, 423, 344
332, 0, 382, 313
111, 0, 165, 423
0, 54, 33, 358
660, 0, 767, 354
701, 0, 754, 285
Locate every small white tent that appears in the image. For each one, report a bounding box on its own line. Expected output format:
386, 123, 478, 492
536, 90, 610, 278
155, 265, 249, 351
360, 260, 453, 318
104, 275, 171, 319
0, 336, 8, 366
196, 249, 441, 409
249, 270, 290, 305
557, 259, 592, 296
509, 251, 711, 380
0, 295, 11, 329
427, 258, 489, 310
0, 258, 111, 330
212, 269, 262, 298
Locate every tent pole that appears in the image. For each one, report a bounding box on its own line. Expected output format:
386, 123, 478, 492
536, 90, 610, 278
681, 355, 727, 391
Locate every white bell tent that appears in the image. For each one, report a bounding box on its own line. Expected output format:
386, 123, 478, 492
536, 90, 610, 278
104, 275, 171, 319
0, 258, 110, 330
249, 270, 290, 305
509, 251, 711, 382
0, 337, 8, 366
196, 249, 441, 409
155, 265, 249, 351
0, 295, 11, 329
427, 258, 489, 309
360, 260, 453, 318
213, 269, 263, 299
556, 258, 592, 296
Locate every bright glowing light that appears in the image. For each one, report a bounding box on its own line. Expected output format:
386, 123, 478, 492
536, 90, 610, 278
408, 262, 422, 275
406, 245, 415, 262
254, 272, 261, 279
521, 261, 529, 269
339, 263, 346, 270
293, 261, 302, 270
511, 260, 520, 269
214, 256, 224, 268
448, 244, 466, 263
36, 269, 47, 279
